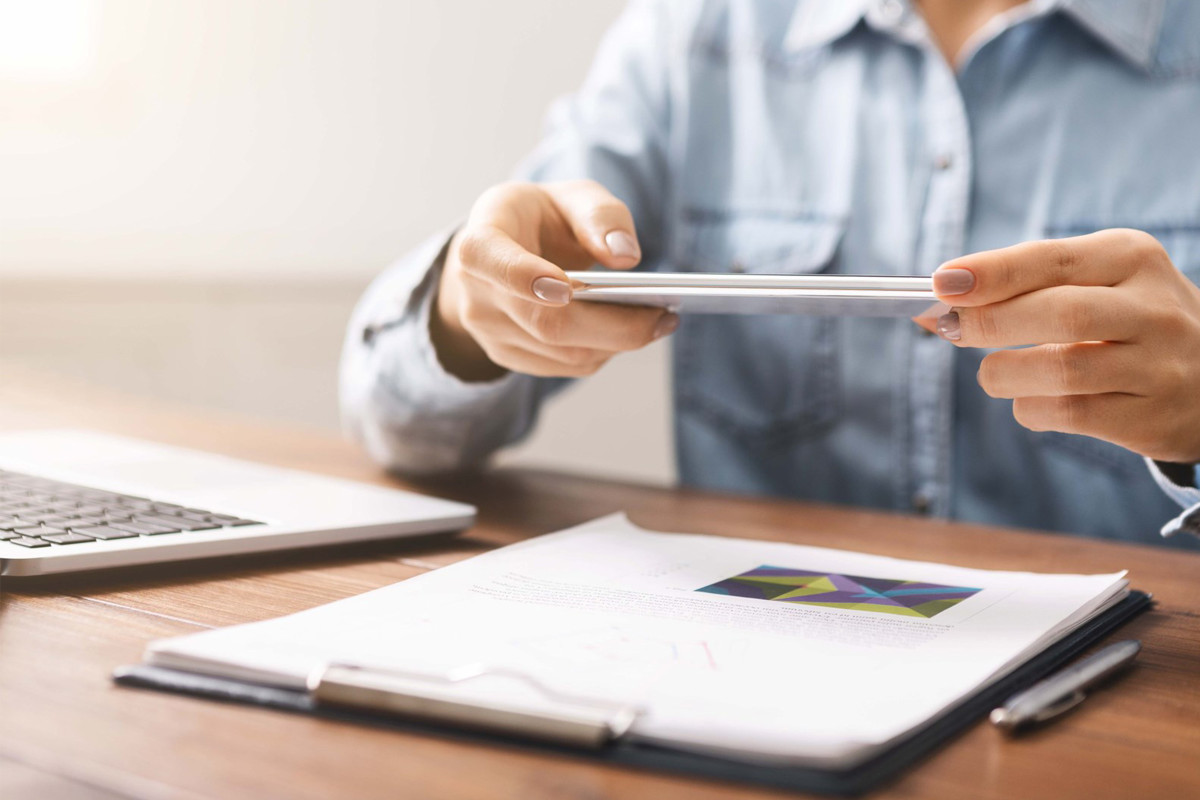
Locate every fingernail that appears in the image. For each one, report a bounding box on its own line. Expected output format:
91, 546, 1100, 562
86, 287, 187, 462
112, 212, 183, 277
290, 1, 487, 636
654, 313, 680, 339
532, 276, 571, 305
605, 230, 641, 261
937, 311, 961, 341
933, 268, 975, 296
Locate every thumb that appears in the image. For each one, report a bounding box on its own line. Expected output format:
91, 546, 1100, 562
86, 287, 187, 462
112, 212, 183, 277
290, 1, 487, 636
542, 179, 642, 270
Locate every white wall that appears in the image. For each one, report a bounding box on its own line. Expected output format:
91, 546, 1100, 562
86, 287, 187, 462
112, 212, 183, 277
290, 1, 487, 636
0, 0, 675, 485
1, 0, 627, 279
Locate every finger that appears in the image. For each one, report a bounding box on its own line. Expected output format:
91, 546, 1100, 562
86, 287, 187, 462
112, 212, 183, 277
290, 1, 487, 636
484, 340, 612, 379
460, 274, 677, 370
1012, 393, 1139, 441
933, 229, 1159, 306
487, 315, 622, 363
506, 296, 677, 351
542, 180, 642, 269
911, 301, 951, 333
458, 298, 611, 361
977, 342, 1148, 399
457, 226, 573, 307
937, 285, 1139, 347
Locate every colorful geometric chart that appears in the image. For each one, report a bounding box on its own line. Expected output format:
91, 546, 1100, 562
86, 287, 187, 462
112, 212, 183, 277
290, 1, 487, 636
697, 565, 980, 618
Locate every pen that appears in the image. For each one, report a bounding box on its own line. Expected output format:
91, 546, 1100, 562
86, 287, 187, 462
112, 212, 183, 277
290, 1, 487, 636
990, 639, 1141, 733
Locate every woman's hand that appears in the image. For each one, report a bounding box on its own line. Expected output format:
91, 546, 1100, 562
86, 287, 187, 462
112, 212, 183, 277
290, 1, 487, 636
927, 229, 1200, 463
432, 180, 677, 382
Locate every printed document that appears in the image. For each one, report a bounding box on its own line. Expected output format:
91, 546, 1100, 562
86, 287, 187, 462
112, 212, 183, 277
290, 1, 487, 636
145, 514, 1128, 766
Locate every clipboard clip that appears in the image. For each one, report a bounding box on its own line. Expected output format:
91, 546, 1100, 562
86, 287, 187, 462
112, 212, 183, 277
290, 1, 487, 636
307, 661, 641, 749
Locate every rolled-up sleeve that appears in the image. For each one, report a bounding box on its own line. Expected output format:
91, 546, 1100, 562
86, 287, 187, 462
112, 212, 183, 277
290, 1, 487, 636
339, 0, 681, 475
339, 229, 564, 476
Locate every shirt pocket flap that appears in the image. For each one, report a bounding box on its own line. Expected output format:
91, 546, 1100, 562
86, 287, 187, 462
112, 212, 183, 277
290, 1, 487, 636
672, 215, 847, 440
679, 214, 847, 274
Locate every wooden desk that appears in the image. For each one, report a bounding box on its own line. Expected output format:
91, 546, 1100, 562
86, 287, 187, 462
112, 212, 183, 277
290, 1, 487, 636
1, 370, 1198, 800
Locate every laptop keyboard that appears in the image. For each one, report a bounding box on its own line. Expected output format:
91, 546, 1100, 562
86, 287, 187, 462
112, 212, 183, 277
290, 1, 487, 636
0, 468, 264, 549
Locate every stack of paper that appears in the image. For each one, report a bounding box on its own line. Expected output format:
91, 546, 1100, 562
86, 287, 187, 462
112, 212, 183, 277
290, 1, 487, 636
143, 514, 1128, 767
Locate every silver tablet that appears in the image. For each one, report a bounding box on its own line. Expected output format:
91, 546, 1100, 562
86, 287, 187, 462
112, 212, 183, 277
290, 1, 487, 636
565, 272, 939, 316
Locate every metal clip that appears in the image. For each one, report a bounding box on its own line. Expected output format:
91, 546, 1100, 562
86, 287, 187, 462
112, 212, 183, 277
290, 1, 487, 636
308, 661, 640, 749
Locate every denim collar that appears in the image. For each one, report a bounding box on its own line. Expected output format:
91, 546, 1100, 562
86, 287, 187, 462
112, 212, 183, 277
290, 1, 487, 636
783, 0, 1165, 72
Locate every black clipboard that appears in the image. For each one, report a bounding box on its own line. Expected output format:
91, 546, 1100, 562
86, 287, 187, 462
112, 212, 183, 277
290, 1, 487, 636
113, 589, 1151, 796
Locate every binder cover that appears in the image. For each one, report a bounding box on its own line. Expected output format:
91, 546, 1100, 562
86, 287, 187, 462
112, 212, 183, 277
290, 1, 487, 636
113, 590, 1151, 796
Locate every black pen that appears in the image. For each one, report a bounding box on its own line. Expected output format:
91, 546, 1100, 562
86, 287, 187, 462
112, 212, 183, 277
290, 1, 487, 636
990, 639, 1141, 733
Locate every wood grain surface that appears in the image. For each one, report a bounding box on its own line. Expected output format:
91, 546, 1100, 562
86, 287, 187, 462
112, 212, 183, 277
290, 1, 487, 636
1, 367, 1197, 800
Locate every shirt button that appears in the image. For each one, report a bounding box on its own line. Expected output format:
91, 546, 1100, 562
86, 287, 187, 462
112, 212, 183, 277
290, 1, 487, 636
878, 0, 905, 23
912, 492, 932, 514
933, 152, 954, 170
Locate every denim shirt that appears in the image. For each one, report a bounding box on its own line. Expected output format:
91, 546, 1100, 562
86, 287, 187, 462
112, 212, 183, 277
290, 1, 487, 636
341, 0, 1200, 549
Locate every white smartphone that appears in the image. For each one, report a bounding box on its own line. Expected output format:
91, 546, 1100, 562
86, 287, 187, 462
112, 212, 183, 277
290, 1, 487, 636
565, 272, 939, 317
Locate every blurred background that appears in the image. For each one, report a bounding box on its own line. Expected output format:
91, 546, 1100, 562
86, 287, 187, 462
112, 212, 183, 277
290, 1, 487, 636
0, 0, 675, 485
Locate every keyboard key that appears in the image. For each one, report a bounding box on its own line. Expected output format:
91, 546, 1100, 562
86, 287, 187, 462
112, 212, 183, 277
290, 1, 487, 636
34, 514, 77, 525
74, 490, 120, 503
12, 507, 52, 517
40, 532, 95, 545
108, 521, 181, 536
17, 510, 67, 522
116, 498, 155, 511
0, 469, 253, 548
134, 514, 217, 531
181, 519, 223, 531
7, 536, 51, 548
14, 526, 65, 537
70, 525, 139, 540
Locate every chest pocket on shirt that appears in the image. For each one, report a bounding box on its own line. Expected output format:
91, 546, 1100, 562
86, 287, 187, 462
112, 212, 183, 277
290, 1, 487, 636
673, 214, 846, 441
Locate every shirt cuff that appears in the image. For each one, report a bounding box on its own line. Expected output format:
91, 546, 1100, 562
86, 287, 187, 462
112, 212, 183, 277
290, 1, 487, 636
390, 265, 520, 414
341, 227, 539, 474
1145, 457, 1200, 538
347, 226, 519, 417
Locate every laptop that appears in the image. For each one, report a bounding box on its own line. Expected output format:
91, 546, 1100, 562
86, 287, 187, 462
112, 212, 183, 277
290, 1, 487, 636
0, 429, 475, 577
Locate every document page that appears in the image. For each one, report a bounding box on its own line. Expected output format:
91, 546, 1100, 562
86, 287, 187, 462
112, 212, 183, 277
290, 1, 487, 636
147, 514, 1127, 766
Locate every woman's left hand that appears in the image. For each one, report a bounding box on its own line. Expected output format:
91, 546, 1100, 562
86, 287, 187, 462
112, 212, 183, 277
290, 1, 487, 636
923, 228, 1200, 463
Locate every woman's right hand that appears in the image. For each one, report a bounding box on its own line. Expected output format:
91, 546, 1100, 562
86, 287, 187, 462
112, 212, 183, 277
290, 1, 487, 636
431, 180, 678, 381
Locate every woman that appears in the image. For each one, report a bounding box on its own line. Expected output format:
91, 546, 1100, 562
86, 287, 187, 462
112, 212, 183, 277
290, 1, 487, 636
341, 0, 1200, 548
